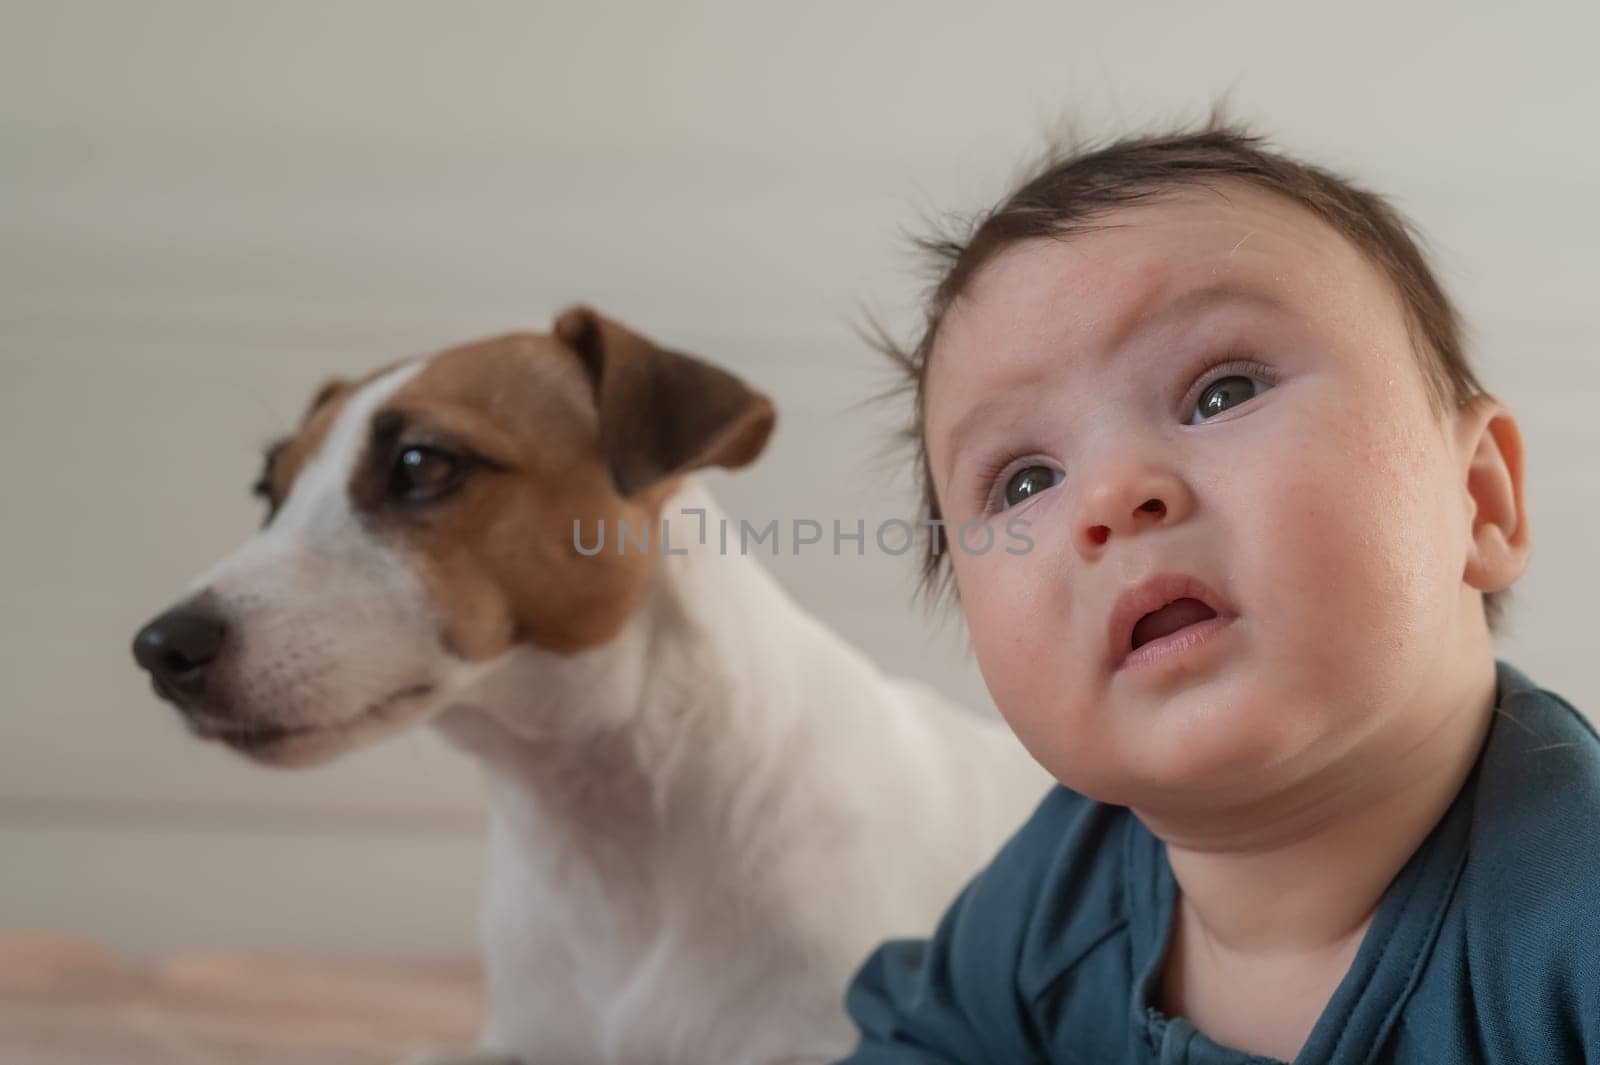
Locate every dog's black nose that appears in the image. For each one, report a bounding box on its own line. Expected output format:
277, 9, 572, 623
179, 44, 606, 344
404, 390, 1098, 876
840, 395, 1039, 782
132, 607, 227, 698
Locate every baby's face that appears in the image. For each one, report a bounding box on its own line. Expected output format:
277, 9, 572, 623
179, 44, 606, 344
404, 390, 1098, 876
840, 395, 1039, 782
924, 181, 1485, 806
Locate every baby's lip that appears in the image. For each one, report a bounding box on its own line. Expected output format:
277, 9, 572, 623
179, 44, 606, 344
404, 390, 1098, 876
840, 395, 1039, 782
1106, 573, 1237, 672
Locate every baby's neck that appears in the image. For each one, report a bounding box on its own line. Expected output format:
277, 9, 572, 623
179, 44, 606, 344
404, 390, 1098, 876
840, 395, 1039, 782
1142, 652, 1498, 1058
1158, 892, 1368, 1061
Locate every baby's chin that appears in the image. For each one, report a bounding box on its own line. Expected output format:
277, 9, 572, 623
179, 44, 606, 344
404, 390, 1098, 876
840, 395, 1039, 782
1046, 690, 1326, 810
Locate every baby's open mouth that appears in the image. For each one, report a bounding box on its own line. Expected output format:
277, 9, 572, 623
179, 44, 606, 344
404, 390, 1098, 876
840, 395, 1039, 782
1131, 598, 1219, 650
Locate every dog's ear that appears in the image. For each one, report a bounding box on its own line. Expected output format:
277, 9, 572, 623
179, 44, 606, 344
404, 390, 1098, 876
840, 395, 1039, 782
552, 305, 777, 498
300, 377, 351, 424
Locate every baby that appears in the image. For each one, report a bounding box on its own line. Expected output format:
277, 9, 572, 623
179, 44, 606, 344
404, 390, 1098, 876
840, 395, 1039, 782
835, 112, 1600, 1063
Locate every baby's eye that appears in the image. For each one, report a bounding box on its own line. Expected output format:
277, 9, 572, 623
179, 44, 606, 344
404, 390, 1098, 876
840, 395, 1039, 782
1189, 372, 1271, 425
1002, 465, 1062, 510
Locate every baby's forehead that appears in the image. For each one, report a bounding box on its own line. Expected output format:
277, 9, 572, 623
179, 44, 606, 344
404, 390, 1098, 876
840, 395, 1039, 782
936, 184, 1400, 375
970, 186, 1354, 310
922, 185, 1431, 451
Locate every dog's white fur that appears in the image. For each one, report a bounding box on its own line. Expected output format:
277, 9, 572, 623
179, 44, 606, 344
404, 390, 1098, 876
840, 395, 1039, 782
182, 362, 449, 754
168, 358, 1052, 1064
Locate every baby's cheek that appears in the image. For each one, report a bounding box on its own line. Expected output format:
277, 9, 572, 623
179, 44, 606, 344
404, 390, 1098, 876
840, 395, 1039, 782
1245, 411, 1444, 703
955, 533, 1083, 771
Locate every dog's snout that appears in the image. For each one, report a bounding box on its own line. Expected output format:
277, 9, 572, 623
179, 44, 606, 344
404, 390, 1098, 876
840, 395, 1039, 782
132, 606, 227, 699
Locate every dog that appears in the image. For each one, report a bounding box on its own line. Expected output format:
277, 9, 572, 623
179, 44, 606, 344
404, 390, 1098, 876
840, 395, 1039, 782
131, 307, 1053, 1064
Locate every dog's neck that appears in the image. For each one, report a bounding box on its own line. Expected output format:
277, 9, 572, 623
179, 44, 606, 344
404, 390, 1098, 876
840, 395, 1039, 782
432, 476, 818, 877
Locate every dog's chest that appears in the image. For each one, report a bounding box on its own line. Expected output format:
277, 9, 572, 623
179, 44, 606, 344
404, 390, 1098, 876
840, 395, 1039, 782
476, 812, 854, 1062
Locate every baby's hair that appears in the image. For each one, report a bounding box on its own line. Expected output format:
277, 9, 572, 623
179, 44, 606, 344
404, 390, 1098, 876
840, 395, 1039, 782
860, 99, 1511, 637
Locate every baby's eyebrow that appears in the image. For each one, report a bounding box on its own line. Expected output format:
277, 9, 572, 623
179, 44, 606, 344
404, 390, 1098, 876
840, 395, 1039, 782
938, 281, 1291, 469
943, 395, 1023, 466
1105, 279, 1291, 354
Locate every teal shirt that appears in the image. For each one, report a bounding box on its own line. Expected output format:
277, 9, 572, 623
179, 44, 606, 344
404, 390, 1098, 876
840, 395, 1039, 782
837, 659, 1600, 1064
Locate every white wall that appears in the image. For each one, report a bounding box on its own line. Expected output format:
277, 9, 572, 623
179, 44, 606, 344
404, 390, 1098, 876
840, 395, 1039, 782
2, 0, 1595, 957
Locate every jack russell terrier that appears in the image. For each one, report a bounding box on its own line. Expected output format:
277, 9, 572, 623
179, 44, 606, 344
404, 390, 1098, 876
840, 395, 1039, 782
131, 307, 1053, 1065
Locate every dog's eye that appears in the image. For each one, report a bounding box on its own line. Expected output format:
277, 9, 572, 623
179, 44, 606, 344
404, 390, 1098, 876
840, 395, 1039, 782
252, 438, 288, 525
389, 445, 465, 503
251, 478, 280, 527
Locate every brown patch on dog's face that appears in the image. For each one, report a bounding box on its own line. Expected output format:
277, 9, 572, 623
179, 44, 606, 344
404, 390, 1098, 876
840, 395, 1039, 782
141, 315, 768, 768
347, 333, 677, 660
254, 361, 411, 522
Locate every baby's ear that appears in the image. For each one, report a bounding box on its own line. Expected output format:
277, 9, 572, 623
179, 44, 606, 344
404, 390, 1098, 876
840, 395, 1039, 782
1456, 395, 1530, 594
